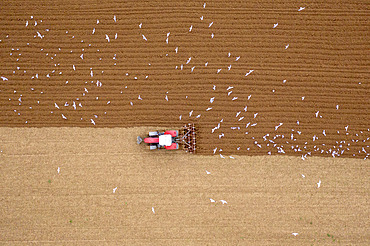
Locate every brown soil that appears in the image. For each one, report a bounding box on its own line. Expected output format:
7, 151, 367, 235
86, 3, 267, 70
0, 0, 369, 158
0, 127, 369, 245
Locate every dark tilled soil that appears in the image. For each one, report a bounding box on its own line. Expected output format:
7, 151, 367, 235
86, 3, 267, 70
0, 0, 369, 158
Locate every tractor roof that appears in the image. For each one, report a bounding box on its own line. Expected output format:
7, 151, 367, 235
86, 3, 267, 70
159, 134, 172, 146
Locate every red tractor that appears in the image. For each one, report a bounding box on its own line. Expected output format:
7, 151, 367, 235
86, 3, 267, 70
137, 123, 196, 153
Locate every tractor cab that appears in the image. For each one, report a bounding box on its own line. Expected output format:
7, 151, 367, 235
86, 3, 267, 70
159, 134, 172, 146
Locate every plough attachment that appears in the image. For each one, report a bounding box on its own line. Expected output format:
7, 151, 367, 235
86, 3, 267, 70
181, 123, 196, 153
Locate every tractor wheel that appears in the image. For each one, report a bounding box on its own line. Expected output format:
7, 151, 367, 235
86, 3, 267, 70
149, 131, 159, 137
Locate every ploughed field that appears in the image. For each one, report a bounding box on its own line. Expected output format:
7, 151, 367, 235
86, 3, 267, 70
0, 0, 369, 159
0, 1, 369, 244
